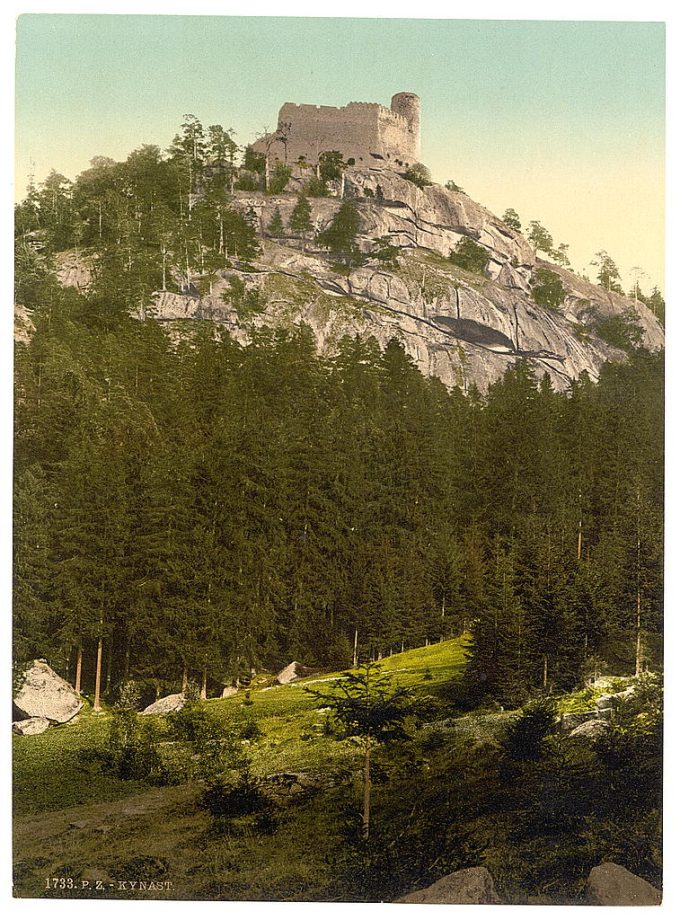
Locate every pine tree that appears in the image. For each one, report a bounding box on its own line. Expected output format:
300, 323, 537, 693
288, 192, 312, 235
306, 662, 418, 839
267, 206, 285, 237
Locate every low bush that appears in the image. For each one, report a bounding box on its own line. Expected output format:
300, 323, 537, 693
199, 767, 274, 828
103, 683, 168, 784
594, 308, 645, 352
305, 176, 329, 198
268, 163, 292, 195
502, 698, 556, 761
403, 163, 432, 189
448, 237, 488, 275
530, 267, 566, 309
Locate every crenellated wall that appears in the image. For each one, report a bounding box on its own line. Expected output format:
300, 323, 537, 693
251, 93, 420, 168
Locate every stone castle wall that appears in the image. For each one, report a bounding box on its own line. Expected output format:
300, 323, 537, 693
251, 93, 420, 168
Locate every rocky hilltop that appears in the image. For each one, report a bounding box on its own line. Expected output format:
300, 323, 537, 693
54, 166, 663, 393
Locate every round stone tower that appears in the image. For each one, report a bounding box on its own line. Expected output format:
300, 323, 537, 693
391, 92, 421, 158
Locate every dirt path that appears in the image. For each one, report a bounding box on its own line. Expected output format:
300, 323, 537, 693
14, 784, 207, 899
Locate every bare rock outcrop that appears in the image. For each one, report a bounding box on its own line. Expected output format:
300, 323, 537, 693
395, 866, 501, 904
48, 167, 664, 396
55, 250, 93, 290
13, 660, 83, 724
585, 862, 661, 905
14, 304, 35, 344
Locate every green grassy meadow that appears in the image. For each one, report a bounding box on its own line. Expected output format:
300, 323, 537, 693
13, 639, 474, 900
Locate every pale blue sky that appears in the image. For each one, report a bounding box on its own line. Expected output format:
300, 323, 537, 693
15, 15, 665, 290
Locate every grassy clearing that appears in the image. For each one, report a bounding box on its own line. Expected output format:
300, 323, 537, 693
13, 639, 468, 817
13, 703, 151, 816
13, 639, 469, 900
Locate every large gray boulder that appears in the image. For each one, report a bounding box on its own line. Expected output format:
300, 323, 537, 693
12, 716, 50, 736
569, 719, 610, 742
395, 867, 501, 904
276, 661, 315, 684
140, 693, 185, 716
586, 862, 661, 905
221, 686, 238, 698
13, 660, 82, 723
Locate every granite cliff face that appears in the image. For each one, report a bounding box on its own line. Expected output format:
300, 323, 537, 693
54, 166, 663, 393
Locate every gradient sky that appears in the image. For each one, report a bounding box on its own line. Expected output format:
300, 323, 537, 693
15, 15, 665, 292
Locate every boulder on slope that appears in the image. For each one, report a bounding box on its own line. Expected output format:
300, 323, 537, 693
276, 661, 316, 684
12, 717, 50, 736
13, 660, 82, 723
395, 867, 501, 904
585, 862, 661, 905
140, 693, 185, 716
569, 719, 611, 742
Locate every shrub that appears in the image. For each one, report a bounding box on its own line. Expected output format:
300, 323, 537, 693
448, 237, 488, 275
199, 768, 272, 819
167, 699, 222, 748
221, 276, 266, 320
403, 162, 432, 189
502, 698, 556, 761
167, 698, 243, 782
104, 685, 168, 783
531, 267, 566, 309
305, 176, 329, 198
234, 172, 261, 192
240, 717, 263, 741
445, 179, 465, 194
595, 308, 644, 352
268, 163, 292, 195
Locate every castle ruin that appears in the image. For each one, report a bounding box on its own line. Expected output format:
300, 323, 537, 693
251, 92, 421, 169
